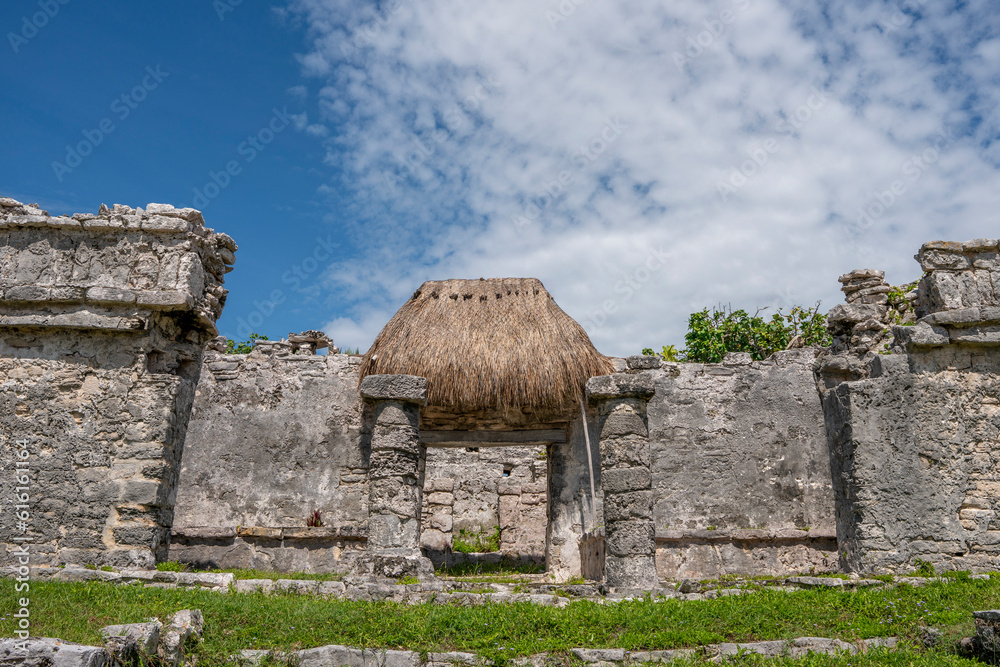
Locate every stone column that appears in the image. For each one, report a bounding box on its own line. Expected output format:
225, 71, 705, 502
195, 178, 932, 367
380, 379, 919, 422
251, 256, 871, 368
359, 374, 433, 578
587, 373, 657, 589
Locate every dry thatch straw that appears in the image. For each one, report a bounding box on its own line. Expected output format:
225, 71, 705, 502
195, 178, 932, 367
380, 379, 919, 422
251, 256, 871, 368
360, 278, 613, 415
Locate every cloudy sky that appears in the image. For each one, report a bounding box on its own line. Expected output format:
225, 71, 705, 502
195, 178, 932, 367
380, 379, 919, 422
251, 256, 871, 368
2, 1, 998, 355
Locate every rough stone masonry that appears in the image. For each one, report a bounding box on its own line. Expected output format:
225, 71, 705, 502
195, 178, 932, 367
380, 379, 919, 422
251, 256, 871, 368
0, 198, 235, 568
818, 240, 1000, 574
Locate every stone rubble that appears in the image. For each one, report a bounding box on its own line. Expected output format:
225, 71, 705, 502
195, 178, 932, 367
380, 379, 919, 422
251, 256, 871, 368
0, 609, 202, 667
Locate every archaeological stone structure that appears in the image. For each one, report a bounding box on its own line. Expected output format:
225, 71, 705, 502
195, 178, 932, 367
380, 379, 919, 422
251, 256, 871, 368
0, 198, 235, 569
4, 196, 1000, 585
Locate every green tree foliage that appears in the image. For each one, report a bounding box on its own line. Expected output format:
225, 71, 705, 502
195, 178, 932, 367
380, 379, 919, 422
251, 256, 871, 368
643, 304, 831, 363
226, 332, 268, 354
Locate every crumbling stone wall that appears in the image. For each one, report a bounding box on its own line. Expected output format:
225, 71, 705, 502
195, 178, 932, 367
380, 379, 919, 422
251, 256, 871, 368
174, 343, 557, 573
170, 341, 369, 572
819, 240, 1000, 574
632, 350, 838, 579
0, 198, 234, 568
421, 446, 548, 564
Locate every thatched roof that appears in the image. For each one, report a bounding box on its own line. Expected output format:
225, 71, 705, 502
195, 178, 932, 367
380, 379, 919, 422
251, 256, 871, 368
360, 278, 613, 416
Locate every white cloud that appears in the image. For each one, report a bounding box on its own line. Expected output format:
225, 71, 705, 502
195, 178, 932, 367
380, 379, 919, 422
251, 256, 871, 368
287, 0, 1000, 356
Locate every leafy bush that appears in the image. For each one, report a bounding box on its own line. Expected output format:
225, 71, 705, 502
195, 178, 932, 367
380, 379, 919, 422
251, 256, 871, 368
452, 525, 501, 553
226, 332, 268, 354
306, 510, 324, 527
644, 304, 832, 364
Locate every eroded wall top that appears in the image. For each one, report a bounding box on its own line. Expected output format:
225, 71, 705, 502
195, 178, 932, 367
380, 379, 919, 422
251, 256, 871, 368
0, 197, 235, 346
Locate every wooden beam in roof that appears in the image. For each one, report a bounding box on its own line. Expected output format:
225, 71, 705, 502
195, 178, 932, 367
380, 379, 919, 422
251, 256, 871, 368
419, 429, 567, 447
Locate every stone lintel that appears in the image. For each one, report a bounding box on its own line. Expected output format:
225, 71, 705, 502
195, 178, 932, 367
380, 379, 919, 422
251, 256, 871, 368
360, 374, 428, 406
586, 373, 655, 402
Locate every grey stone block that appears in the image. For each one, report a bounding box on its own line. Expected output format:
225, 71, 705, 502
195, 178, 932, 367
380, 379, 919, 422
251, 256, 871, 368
0, 638, 112, 666
586, 373, 655, 401
602, 467, 652, 494
360, 375, 428, 405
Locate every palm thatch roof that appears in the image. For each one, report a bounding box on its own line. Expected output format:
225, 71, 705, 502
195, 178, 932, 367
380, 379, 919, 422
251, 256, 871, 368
360, 278, 613, 416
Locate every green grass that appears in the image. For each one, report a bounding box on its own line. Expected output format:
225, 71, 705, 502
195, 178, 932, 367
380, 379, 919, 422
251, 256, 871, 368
435, 560, 544, 580
3, 577, 998, 665
451, 526, 502, 553
153, 561, 342, 581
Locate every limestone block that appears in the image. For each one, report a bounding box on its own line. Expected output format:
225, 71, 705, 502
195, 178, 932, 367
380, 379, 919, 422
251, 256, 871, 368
373, 402, 420, 428
586, 373, 655, 401
626, 355, 661, 370
0, 638, 112, 666
369, 449, 421, 479
371, 425, 421, 456
360, 374, 428, 405
602, 467, 652, 494
599, 436, 651, 468
605, 520, 655, 556
599, 411, 648, 439
101, 620, 161, 663
605, 554, 658, 589
603, 490, 653, 522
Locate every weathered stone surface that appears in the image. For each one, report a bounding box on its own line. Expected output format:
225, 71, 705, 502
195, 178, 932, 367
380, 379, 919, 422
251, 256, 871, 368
0, 638, 112, 666
360, 374, 428, 405
587, 373, 655, 401
161, 610, 203, 667
0, 198, 235, 568
651, 348, 835, 579
171, 351, 367, 573
100, 620, 161, 664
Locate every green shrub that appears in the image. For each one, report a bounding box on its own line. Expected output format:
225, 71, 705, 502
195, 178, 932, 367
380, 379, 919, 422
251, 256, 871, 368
226, 332, 268, 354
644, 303, 832, 364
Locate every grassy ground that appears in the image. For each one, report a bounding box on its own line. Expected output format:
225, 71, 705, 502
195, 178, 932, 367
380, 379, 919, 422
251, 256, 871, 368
2, 576, 997, 665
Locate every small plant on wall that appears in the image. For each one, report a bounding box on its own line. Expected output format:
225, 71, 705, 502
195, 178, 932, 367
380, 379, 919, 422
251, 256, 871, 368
306, 510, 324, 527
453, 526, 501, 553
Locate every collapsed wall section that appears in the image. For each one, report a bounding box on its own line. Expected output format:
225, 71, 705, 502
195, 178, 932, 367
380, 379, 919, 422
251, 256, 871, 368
819, 240, 1000, 574
0, 199, 234, 568
643, 350, 837, 579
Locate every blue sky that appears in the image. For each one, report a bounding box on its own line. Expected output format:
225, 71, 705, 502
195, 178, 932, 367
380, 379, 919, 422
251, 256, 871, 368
2, 0, 999, 356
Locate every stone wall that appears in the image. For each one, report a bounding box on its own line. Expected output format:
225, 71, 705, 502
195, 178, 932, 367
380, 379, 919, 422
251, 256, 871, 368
819, 240, 1000, 574
421, 445, 548, 565
641, 349, 838, 579
170, 343, 369, 572
173, 345, 565, 573
0, 199, 234, 568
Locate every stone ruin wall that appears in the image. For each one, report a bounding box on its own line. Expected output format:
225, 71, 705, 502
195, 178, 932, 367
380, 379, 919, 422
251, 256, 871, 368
0, 198, 234, 569
819, 240, 1000, 574
421, 446, 548, 567
642, 349, 838, 579
171, 335, 838, 580
171, 344, 555, 573
3, 192, 997, 582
